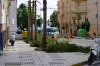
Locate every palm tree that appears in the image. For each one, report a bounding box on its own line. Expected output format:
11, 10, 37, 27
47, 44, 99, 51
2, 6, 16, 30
77, 17, 81, 30
72, 17, 76, 35
42, 0, 47, 49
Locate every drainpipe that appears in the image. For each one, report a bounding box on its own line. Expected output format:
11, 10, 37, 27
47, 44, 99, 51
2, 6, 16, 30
96, 0, 99, 37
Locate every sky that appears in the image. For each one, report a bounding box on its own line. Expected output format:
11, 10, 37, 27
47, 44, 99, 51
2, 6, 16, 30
17, 0, 57, 20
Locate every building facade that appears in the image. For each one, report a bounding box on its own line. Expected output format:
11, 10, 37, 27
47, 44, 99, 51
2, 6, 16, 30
0, 0, 10, 53
87, 0, 100, 36
8, 0, 17, 33
0, 0, 17, 54
58, 0, 100, 36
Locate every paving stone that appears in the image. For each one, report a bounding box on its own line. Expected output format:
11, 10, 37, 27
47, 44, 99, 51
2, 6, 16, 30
21, 62, 35, 65
5, 62, 21, 66
0, 63, 5, 66
52, 59, 66, 61
0, 40, 89, 66
49, 62, 65, 66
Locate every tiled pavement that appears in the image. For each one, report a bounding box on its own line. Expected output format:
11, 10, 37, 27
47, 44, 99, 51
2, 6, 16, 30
0, 40, 89, 66
58, 38, 94, 47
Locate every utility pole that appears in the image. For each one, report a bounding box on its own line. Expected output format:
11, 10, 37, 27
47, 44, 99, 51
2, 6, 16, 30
34, 0, 37, 41
28, 0, 31, 39
96, 0, 99, 37
42, 0, 47, 49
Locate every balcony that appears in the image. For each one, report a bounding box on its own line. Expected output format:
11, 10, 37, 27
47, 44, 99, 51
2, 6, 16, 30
71, 5, 87, 13
74, 0, 87, 1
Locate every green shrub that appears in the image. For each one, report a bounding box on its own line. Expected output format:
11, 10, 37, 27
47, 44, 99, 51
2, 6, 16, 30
66, 44, 79, 52
30, 39, 41, 47
24, 35, 90, 53
45, 40, 68, 52
66, 44, 90, 53
78, 46, 90, 53
23, 38, 30, 43
30, 35, 42, 47
45, 42, 90, 53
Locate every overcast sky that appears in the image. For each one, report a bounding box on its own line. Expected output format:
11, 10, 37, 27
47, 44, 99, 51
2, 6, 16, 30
17, 0, 57, 20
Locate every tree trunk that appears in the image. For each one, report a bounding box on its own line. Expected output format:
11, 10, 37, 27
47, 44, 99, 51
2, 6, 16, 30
42, 0, 47, 49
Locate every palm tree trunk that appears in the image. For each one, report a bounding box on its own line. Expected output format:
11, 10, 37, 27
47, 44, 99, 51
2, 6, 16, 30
42, 0, 47, 48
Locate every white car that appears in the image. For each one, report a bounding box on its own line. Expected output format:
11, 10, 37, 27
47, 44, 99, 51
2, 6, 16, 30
53, 31, 59, 35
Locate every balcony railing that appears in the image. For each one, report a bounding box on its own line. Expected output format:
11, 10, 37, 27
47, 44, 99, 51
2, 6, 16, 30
74, 0, 87, 1
71, 6, 87, 13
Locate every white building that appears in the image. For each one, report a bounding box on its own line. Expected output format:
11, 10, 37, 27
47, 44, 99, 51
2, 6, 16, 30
8, 0, 17, 33
0, 0, 17, 54
0, 0, 10, 54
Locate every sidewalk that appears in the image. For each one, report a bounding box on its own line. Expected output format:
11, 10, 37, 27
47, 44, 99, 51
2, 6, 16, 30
58, 38, 94, 47
0, 40, 89, 66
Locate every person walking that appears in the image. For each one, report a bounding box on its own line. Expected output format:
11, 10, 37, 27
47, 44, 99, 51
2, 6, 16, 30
93, 32, 96, 38
9, 32, 15, 46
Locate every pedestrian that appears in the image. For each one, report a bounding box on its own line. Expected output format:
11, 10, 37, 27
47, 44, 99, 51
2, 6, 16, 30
93, 32, 96, 38
9, 32, 15, 46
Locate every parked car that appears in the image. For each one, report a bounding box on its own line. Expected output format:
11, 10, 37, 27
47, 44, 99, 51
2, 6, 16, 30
52, 27, 59, 35
40, 27, 59, 35
46, 28, 54, 35
38, 30, 42, 34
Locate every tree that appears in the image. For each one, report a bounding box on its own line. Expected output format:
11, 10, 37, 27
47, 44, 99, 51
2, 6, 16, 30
81, 17, 90, 32
77, 17, 81, 30
17, 3, 28, 30
86, 18, 90, 32
50, 10, 58, 27
72, 17, 77, 35
42, 0, 47, 49
81, 21, 85, 29
37, 15, 42, 27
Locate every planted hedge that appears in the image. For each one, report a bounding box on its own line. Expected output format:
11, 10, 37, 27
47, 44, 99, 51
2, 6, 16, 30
24, 35, 90, 53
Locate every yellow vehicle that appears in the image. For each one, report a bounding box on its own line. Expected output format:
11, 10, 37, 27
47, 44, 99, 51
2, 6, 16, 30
22, 31, 37, 39
22, 31, 28, 39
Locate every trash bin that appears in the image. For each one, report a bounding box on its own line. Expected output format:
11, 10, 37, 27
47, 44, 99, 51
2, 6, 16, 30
77, 29, 86, 38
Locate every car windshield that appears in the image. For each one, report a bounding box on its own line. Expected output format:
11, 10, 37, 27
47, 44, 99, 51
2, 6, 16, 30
47, 28, 53, 32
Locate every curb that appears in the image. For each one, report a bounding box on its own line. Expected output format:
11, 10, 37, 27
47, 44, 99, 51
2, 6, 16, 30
71, 61, 88, 66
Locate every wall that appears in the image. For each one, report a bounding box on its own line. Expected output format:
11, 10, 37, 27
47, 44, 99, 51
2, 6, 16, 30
58, 0, 88, 35
9, 0, 17, 33
0, 0, 1, 24
87, 0, 100, 34
0, 0, 10, 52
